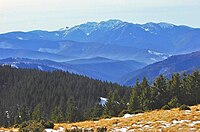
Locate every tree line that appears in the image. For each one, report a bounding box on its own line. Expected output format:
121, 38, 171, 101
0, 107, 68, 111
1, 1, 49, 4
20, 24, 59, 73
0, 66, 130, 127
0, 66, 200, 127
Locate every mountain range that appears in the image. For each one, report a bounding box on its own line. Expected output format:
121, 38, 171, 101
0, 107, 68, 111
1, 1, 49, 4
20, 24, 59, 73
120, 51, 200, 86
2, 20, 200, 54
0, 57, 145, 82
0, 19, 200, 85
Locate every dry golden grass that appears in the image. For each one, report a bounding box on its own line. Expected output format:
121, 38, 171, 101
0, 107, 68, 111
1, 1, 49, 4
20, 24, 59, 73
1, 105, 199, 131
0, 128, 18, 132
55, 104, 200, 132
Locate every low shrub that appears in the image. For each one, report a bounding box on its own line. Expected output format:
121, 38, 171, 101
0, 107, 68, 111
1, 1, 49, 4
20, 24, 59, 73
168, 97, 180, 108
132, 109, 144, 114
179, 104, 191, 110
19, 120, 45, 132
97, 127, 107, 132
13, 124, 20, 128
19, 120, 54, 132
91, 118, 99, 121
161, 105, 171, 110
43, 121, 54, 129
100, 115, 111, 119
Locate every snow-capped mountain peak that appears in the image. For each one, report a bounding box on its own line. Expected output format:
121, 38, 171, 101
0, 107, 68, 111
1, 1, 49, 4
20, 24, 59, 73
98, 19, 123, 28
158, 22, 174, 29
62, 19, 124, 36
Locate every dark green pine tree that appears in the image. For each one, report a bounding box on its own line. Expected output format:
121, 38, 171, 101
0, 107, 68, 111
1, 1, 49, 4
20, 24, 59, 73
128, 79, 140, 112
103, 90, 121, 116
32, 104, 42, 121
139, 77, 151, 110
66, 97, 77, 122
90, 103, 103, 119
103, 91, 115, 116
51, 106, 64, 123
168, 73, 181, 100
151, 75, 169, 109
187, 71, 200, 105
180, 72, 190, 104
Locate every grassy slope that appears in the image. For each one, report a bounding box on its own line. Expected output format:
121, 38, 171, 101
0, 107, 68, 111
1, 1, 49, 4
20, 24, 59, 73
55, 104, 200, 132
1, 105, 199, 132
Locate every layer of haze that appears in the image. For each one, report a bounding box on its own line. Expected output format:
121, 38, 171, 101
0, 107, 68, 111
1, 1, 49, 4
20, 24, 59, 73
0, 0, 200, 33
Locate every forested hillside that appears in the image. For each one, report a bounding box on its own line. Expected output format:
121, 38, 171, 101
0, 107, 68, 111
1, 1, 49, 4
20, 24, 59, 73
0, 66, 130, 127
0, 66, 200, 129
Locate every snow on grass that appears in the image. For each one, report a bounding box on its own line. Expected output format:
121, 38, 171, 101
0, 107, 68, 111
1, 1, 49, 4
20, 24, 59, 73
122, 114, 133, 118
54, 104, 200, 131
188, 120, 200, 127
113, 127, 128, 132
44, 129, 58, 132
184, 110, 191, 114
44, 127, 64, 132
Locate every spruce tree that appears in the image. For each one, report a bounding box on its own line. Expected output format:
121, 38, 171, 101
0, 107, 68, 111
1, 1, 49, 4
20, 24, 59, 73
151, 75, 169, 109
66, 97, 76, 122
139, 77, 150, 110
128, 79, 140, 111
32, 104, 42, 121
51, 106, 64, 123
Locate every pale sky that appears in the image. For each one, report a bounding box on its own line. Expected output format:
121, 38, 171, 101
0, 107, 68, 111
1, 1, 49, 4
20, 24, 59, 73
0, 0, 200, 33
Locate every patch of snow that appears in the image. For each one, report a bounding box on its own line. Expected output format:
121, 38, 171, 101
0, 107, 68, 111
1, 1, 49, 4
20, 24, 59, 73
11, 64, 18, 68
37, 66, 43, 70
141, 27, 156, 34
156, 120, 166, 123
123, 113, 133, 118
128, 129, 135, 132
148, 50, 164, 56
58, 127, 64, 131
144, 28, 149, 31
172, 120, 179, 124
44, 129, 59, 132
184, 110, 191, 114
143, 125, 150, 128
137, 124, 143, 127
188, 120, 200, 127
162, 56, 168, 59
172, 119, 191, 124
178, 120, 191, 123
86, 33, 90, 36
99, 97, 107, 106
55, 33, 59, 36
71, 126, 78, 130
17, 36, 23, 40
132, 124, 137, 127
163, 123, 171, 128
114, 127, 128, 132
